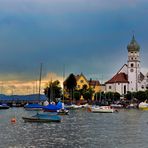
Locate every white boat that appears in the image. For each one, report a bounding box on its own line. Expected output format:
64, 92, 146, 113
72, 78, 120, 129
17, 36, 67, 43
88, 106, 118, 113
138, 102, 148, 110
110, 104, 123, 108
65, 104, 82, 109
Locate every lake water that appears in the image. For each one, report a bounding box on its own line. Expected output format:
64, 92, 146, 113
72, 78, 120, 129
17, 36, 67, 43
0, 108, 148, 148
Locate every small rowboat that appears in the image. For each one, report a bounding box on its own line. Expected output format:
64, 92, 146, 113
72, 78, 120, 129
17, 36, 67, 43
22, 113, 61, 123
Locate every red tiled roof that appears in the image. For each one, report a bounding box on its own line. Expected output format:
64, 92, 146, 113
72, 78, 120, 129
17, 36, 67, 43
89, 80, 100, 86
105, 72, 129, 84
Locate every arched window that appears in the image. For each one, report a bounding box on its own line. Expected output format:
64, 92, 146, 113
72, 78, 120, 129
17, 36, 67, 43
131, 63, 134, 67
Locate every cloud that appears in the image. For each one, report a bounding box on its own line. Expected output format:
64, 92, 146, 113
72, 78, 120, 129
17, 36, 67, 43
0, 0, 147, 15
0, 72, 63, 95
0, 0, 147, 95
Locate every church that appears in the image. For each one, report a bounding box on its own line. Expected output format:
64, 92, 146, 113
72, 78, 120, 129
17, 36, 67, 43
105, 35, 148, 95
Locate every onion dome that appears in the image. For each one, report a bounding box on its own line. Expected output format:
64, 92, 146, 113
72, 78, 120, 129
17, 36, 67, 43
127, 35, 140, 52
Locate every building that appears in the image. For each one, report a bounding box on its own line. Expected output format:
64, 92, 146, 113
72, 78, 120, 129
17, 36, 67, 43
64, 73, 101, 100
75, 73, 101, 93
105, 35, 148, 95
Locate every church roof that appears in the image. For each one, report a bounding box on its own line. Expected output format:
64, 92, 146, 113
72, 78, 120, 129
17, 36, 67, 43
105, 72, 129, 84
127, 35, 140, 52
139, 72, 145, 81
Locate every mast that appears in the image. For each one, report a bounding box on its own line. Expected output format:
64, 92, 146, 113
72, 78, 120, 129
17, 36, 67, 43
63, 64, 65, 103
38, 63, 42, 102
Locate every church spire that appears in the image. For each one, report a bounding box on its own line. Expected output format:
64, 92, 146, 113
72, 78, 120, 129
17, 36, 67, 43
127, 35, 140, 52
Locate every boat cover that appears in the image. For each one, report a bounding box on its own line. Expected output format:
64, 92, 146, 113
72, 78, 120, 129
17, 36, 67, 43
43, 102, 62, 111
24, 103, 43, 108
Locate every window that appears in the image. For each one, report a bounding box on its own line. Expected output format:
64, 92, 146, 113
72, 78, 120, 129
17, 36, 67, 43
80, 80, 84, 83
109, 86, 111, 89
141, 85, 144, 89
124, 85, 126, 94
131, 63, 134, 67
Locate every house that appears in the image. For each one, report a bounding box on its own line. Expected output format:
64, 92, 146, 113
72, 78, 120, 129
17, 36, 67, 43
64, 73, 101, 100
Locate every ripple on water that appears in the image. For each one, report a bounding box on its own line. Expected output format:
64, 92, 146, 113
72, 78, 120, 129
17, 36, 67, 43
0, 108, 148, 148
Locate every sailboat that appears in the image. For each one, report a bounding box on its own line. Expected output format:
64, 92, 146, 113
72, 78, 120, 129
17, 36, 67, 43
22, 63, 61, 123
24, 65, 44, 111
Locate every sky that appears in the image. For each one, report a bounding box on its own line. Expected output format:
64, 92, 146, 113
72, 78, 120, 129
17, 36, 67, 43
0, 0, 148, 94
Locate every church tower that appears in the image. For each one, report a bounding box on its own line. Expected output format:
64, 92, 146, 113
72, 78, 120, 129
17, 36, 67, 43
127, 35, 140, 92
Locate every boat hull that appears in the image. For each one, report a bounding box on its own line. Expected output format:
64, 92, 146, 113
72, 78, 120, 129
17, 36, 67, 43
0, 105, 9, 109
91, 109, 115, 113
89, 106, 117, 113
22, 113, 61, 123
22, 117, 61, 123
24, 108, 43, 111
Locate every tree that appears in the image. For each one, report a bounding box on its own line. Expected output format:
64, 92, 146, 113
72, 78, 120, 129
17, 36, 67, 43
83, 88, 94, 101
74, 91, 81, 101
64, 73, 77, 100
44, 80, 62, 102
125, 91, 132, 100
105, 92, 114, 102
113, 92, 120, 101
135, 91, 146, 102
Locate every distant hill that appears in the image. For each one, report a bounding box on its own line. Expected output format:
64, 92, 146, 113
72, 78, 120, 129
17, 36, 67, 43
0, 94, 48, 102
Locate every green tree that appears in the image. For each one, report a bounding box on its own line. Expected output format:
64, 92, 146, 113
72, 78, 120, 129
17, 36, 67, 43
113, 92, 120, 101
135, 91, 146, 102
105, 92, 114, 102
83, 88, 94, 101
74, 91, 81, 101
64, 73, 77, 100
44, 80, 62, 102
145, 90, 148, 100
125, 91, 132, 100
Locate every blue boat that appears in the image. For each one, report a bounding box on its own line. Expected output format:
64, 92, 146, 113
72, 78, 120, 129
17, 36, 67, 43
24, 103, 43, 111
43, 101, 63, 112
22, 113, 61, 123
43, 101, 69, 115
0, 103, 9, 109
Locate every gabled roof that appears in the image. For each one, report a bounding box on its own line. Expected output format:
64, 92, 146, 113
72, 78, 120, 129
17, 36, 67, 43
89, 80, 100, 86
75, 73, 89, 83
105, 72, 129, 84
117, 64, 128, 74
139, 72, 145, 81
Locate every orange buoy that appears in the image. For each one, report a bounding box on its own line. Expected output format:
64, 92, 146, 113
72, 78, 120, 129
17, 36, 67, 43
11, 118, 16, 123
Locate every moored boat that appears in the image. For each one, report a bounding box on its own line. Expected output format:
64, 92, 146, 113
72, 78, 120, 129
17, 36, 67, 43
110, 104, 123, 109
57, 109, 69, 115
24, 103, 43, 111
88, 106, 118, 113
22, 113, 61, 123
138, 102, 148, 110
0, 104, 10, 109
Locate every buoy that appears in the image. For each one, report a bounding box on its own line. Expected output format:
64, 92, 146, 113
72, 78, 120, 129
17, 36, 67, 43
11, 118, 16, 123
